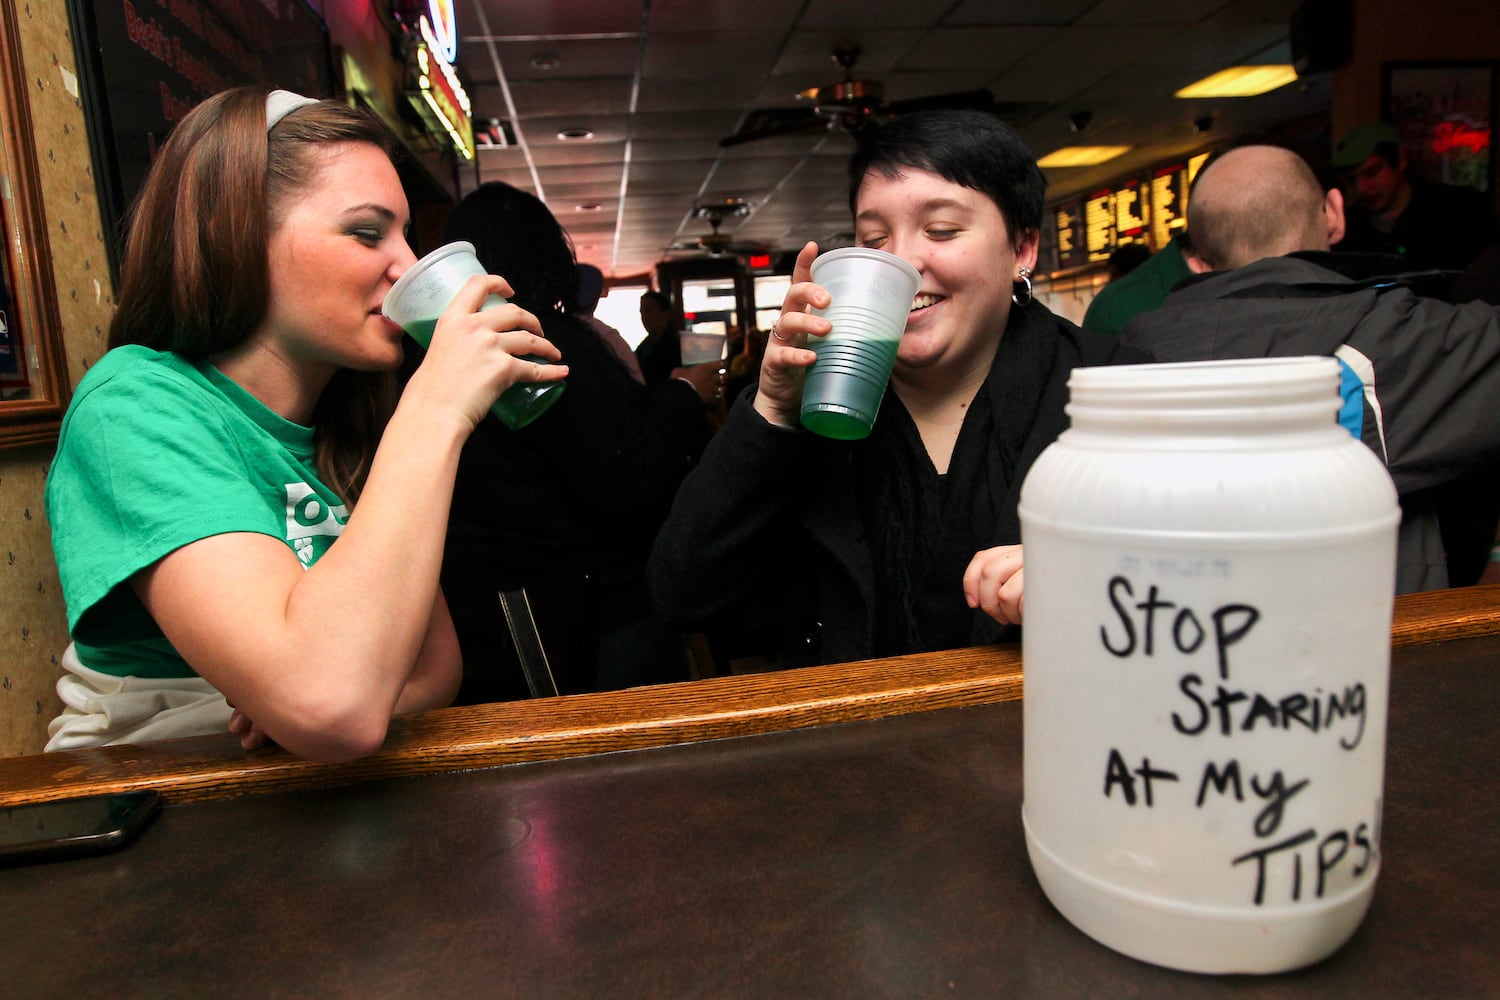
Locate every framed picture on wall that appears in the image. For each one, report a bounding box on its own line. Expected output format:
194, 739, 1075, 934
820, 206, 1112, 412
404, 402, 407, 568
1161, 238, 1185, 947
65, 0, 336, 283
1382, 61, 1496, 194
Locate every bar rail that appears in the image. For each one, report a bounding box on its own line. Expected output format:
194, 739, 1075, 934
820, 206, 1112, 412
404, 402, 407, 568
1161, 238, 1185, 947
2, 585, 1496, 807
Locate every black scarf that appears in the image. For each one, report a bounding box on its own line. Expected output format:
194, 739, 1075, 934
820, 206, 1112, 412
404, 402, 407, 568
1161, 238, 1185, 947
855, 303, 1072, 655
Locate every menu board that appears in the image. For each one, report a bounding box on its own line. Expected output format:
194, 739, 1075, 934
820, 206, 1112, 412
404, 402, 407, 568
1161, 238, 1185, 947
67, 0, 335, 275
1084, 189, 1116, 263
1045, 155, 1208, 272
1052, 198, 1086, 270
1113, 180, 1148, 243
1150, 164, 1190, 249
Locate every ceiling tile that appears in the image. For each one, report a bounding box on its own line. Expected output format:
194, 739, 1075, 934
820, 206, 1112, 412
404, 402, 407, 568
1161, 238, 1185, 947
648, 0, 809, 32
465, 0, 644, 37
504, 78, 637, 118
477, 38, 642, 82
942, 0, 1095, 25
799, 0, 947, 31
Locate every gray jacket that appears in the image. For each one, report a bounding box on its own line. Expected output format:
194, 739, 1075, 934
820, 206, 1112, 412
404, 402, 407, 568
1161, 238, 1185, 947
1122, 252, 1500, 593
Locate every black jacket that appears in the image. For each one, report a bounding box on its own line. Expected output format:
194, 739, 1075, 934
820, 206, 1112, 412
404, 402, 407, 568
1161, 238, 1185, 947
436, 311, 712, 701
649, 303, 1146, 668
1336, 180, 1500, 273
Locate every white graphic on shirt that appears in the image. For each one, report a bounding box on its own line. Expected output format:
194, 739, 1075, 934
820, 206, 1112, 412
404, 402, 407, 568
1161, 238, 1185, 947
284, 482, 349, 566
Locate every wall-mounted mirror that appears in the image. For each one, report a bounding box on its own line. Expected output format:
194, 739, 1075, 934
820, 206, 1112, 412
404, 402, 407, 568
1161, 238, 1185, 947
0, 1, 69, 450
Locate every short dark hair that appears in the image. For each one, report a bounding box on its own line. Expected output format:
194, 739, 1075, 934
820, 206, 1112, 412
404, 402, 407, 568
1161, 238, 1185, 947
1369, 141, 1403, 169
444, 182, 577, 315
847, 110, 1045, 242
1108, 242, 1151, 277
574, 263, 605, 312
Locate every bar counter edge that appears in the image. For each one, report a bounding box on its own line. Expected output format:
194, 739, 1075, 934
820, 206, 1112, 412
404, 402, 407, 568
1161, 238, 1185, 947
1, 584, 1496, 807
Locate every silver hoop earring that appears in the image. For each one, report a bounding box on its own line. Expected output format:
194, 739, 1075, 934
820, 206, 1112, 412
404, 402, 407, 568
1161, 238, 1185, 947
1012, 266, 1034, 306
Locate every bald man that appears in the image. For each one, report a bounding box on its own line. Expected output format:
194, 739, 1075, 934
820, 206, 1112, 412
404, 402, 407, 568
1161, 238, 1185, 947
1122, 145, 1500, 594
1182, 146, 1344, 271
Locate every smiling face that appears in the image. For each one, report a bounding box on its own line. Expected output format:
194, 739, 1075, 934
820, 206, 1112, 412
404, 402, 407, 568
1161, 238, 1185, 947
853, 167, 1038, 383
258, 142, 416, 380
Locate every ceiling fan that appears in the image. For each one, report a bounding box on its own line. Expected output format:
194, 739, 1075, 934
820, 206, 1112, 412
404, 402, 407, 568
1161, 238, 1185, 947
666, 199, 768, 258
720, 47, 1032, 148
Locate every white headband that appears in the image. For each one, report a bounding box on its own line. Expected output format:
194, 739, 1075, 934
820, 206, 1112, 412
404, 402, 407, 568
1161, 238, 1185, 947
266, 89, 318, 130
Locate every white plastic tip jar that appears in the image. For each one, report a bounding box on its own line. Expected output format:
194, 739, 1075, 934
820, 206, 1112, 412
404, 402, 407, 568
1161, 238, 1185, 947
1018, 356, 1399, 974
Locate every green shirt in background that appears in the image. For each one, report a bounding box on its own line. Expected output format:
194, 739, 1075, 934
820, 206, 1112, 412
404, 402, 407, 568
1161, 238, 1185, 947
45, 345, 349, 678
1082, 234, 1193, 338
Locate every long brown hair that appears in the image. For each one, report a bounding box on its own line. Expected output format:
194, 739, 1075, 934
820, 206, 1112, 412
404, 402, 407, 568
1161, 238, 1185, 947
109, 86, 400, 504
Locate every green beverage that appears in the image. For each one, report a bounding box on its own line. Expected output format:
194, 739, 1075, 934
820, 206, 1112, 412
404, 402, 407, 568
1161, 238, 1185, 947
402, 300, 565, 431
800, 248, 921, 440
383, 242, 566, 430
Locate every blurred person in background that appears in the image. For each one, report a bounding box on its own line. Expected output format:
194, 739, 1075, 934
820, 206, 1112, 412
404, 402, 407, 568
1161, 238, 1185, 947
1081, 233, 1193, 337
1332, 121, 1500, 272
574, 262, 644, 383
437, 182, 721, 700
636, 289, 683, 387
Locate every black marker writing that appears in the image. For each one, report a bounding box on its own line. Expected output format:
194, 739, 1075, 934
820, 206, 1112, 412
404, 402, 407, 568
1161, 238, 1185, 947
1102, 748, 1180, 806
1172, 675, 1368, 749
1099, 576, 1259, 679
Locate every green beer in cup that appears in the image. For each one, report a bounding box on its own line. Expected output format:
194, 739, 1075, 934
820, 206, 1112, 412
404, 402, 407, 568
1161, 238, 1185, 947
382, 241, 565, 430
800, 247, 920, 440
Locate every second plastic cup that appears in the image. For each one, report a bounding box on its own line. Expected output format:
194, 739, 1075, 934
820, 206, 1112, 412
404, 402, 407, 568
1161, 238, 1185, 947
801, 247, 921, 440
679, 331, 728, 366
382, 241, 566, 430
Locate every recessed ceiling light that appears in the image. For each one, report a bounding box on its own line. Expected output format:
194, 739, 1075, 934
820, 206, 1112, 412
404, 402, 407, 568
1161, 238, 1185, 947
1175, 65, 1298, 99
557, 127, 594, 141
530, 53, 561, 71
1036, 146, 1131, 168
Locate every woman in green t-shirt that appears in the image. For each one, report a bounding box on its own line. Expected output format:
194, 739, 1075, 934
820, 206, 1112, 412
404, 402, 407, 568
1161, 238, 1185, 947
45, 87, 566, 762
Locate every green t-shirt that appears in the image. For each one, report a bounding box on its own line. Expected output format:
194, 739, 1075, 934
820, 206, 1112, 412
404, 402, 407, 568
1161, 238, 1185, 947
45, 345, 349, 678
1081, 235, 1193, 337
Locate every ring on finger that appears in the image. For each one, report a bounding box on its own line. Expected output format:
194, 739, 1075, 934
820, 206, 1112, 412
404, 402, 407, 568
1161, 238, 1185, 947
770, 322, 792, 343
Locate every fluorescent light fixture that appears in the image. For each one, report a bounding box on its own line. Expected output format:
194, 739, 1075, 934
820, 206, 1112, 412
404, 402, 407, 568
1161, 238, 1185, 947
1175, 65, 1298, 99
1036, 146, 1131, 168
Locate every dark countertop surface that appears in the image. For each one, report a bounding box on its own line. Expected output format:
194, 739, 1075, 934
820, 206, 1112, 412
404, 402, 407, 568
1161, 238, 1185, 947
3, 633, 1496, 998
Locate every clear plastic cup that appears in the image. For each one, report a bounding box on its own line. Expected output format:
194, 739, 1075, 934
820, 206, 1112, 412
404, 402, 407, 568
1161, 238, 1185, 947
679, 332, 727, 366
801, 247, 921, 440
382, 241, 565, 430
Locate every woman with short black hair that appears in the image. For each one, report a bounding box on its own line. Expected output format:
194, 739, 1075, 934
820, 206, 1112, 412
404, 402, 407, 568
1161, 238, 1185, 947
651, 110, 1148, 666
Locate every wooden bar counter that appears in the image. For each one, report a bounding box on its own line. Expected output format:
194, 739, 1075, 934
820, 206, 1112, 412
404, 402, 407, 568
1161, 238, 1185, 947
2, 586, 1497, 996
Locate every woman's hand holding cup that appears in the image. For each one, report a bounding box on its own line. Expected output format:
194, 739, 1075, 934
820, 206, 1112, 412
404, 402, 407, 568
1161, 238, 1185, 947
384, 241, 569, 431
752, 241, 831, 429
406, 273, 565, 433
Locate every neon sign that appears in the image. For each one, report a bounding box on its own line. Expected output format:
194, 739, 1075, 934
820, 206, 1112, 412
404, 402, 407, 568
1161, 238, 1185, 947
403, 12, 474, 160
1431, 120, 1490, 157
423, 0, 457, 65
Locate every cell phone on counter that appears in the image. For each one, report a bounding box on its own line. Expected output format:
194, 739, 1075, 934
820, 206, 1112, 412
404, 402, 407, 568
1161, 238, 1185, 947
0, 790, 161, 866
